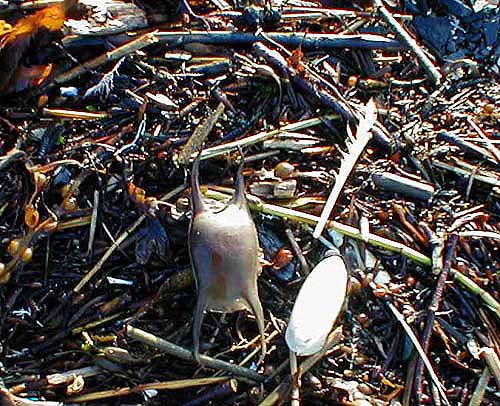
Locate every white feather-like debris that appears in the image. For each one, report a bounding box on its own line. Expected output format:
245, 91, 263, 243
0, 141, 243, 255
285, 253, 348, 356
84, 58, 125, 100
313, 99, 377, 238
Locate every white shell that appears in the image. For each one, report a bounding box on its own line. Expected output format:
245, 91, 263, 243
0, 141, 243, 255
285, 254, 348, 356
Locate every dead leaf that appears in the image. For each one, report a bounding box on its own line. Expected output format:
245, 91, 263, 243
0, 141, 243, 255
1, 4, 65, 46
0, 2, 70, 93
0, 20, 12, 36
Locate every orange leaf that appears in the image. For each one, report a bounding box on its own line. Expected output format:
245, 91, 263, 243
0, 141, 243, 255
38, 4, 66, 31
0, 20, 12, 36
288, 47, 306, 74
2, 3, 65, 45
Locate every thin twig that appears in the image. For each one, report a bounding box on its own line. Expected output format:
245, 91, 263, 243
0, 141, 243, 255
199, 115, 338, 160
42, 108, 109, 120
481, 347, 500, 389
211, 7, 413, 21
67, 377, 229, 402
459, 230, 500, 240
156, 30, 402, 50
466, 116, 500, 163
258, 327, 343, 406
181, 379, 238, 406
387, 302, 450, 405
86, 191, 99, 258
373, 0, 442, 84
55, 31, 159, 84
433, 159, 500, 187
73, 184, 187, 293
414, 234, 458, 404
126, 326, 265, 382
289, 351, 300, 406
284, 228, 310, 276
468, 368, 491, 406
11, 366, 103, 393
175, 102, 225, 167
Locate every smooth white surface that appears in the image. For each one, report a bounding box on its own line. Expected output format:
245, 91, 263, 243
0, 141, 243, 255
285, 255, 348, 355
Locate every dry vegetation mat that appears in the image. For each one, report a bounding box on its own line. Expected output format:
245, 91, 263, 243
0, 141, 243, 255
0, 0, 500, 405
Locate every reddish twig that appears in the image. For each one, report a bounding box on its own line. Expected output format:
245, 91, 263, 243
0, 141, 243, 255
413, 233, 459, 404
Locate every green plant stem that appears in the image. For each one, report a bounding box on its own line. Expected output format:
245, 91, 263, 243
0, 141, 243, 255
205, 189, 500, 320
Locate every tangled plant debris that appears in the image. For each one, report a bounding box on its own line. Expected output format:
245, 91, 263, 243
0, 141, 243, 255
0, 0, 500, 405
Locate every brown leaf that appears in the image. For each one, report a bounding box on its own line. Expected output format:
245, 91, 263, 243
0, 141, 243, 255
0, 3, 67, 93
1, 4, 65, 46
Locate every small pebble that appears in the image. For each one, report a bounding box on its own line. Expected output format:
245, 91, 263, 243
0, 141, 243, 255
274, 161, 294, 178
